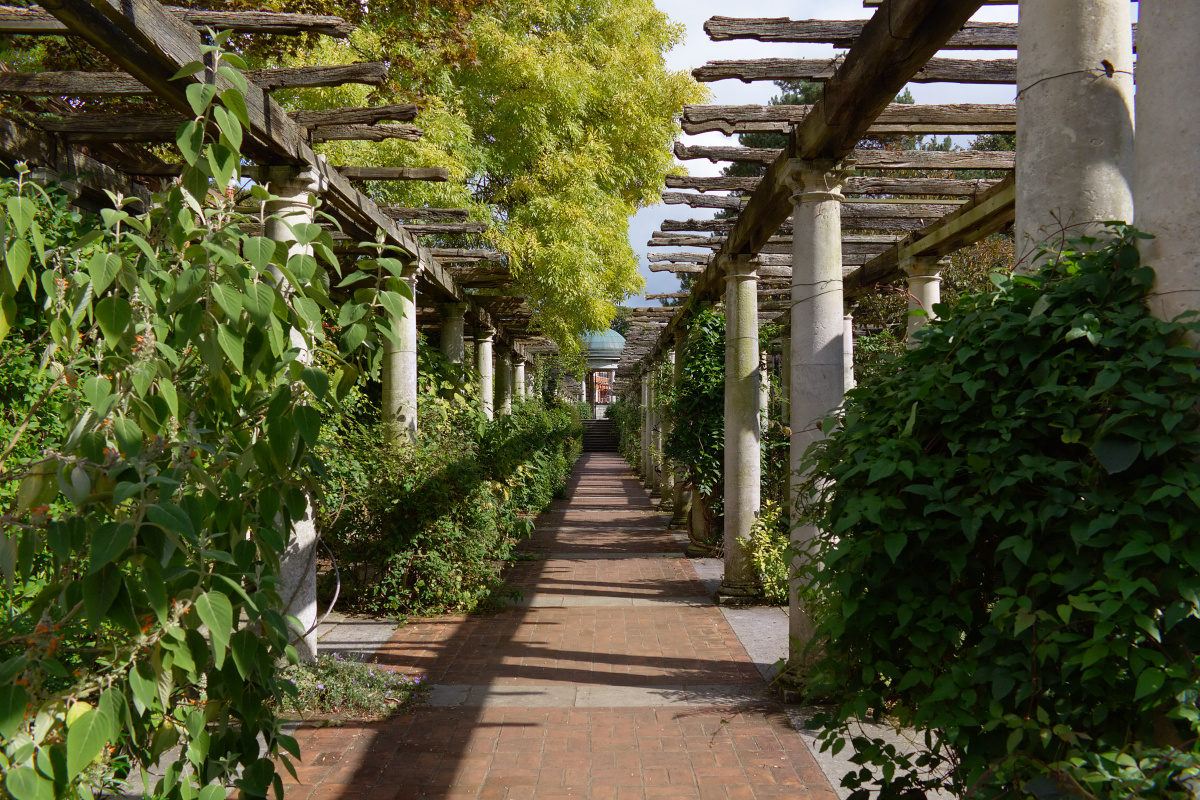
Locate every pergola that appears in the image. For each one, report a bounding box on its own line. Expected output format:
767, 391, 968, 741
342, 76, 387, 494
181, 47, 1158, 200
620, 0, 1197, 667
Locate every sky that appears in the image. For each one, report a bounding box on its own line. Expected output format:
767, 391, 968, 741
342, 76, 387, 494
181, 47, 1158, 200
624, 0, 1021, 308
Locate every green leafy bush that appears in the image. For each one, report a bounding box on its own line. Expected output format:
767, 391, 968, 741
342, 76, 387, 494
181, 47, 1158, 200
606, 395, 642, 468
799, 227, 1200, 800
0, 41, 396, 800
316, 358, 581, 616
742, 500, 788, 605
277, 654, 424, 718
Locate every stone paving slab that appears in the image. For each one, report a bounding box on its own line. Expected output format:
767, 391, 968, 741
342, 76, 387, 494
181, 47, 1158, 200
425, 684, 771, 709
501, 596, 714, 608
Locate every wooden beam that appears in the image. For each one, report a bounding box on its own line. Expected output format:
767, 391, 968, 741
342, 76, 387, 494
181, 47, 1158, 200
430, 248, 504, 262
0, 5, 354, 36
661, 213, 939, 234
661, 192, 961, 213
674, 143, 1014, 169
648, 251, 880, 267
0, 64, 388, 96
289, 104, 418, 126
693, 56, 1015, 85
649, 232, 900, 249
383, 207, 470, 221
703, 17, 1018, 49
340, 167, 450, 182
844, 173, 1015, 298
402, 221, 488, 235
310, 124, 421, 143
679, 102, 1014, 136
666, 174, 999, 197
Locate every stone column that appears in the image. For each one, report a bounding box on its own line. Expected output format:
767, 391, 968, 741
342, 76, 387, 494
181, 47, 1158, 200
843, 314, 856, 392
496, 347, 512, 416
902, 255, 945, 345
513, 358, 526, 402
1015, 0, 1135, 267
640, 374, 651, 479
1136, 1, 1200, 328
475, 326, 494, 420
586, 371, 597, 416
649, 361, 662, 497
719, 254, 762, 601
786, 159, 847, 655
263, 166, 327, 664
439, 302, 467, 365
669, 333, 691, 528
778, 332, 793, 518
759, 351, 771, 428
658, 349, 675, 512
381, 263, 420, 443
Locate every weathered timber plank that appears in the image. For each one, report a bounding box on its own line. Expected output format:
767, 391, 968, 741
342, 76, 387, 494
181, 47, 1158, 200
383, 207, 470, 220
679, 102, 1014, 135
649, 232, 899, 248
430, 248, 504, 262
341, 167, 450, 181
666, 174, 998, 197
661, 192, 962, 213
246, 63, 387, 89
703, 17, 1019, 49
661, 213, 932, 233
0, 5, 353, 36
693, 56, 1015, 84
648, 251, 881, 267
844, 173, 1015, 297
674, 143, 1014, 170
0, 67, 391, 97
402, 222, 488, 235
310, 124, 421, 143
0, 115, 150, 208
289, 104, 418, 126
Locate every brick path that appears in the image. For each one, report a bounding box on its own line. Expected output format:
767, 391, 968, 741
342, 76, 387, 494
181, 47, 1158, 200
284, 453, 839, 799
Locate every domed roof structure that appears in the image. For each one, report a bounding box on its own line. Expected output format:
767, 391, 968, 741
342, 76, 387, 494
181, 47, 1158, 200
583, 329, 625, 370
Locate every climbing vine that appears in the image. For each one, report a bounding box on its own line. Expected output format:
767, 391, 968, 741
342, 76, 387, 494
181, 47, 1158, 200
798, 226, 1200, 800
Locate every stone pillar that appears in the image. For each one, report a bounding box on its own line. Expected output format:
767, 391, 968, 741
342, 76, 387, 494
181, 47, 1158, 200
778, 332, 793, 518
496, 347, 512, 416
381, 263, 420, 443
785, 160, 847, 655
513, 358, 526, 402
586, 371, 597, 416
902, 255, 945, 344
263, 166, 327, 664
475, 326, 494, 420
645, 367, 660, 493
439, 302, 467, 365
658, 349, 675, 512
669, 333, 691, 528
720, 254, 762, 601
759, 352, 771, 428
1136, 1, 1200, 328
640, 374, 652, 479
1015, 0, 1135, 267
843, 314, 856, 392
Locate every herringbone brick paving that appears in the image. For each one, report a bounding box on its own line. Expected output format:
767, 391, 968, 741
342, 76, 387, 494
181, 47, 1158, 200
283, 453, 838, 799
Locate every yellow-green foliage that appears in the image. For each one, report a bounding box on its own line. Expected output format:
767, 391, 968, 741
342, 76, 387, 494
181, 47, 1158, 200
272, 0, 708, 348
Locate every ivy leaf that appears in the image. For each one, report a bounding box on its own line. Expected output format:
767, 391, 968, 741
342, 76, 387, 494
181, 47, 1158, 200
1134, 668, 1165, 700
194, 591, 233, 669
1092, 435, 1140, 474
293, 405, 321, 448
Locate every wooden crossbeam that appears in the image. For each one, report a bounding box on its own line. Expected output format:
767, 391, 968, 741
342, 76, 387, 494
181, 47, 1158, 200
661, 192, 961, 213
674, 143, 1014, 169
666, 174, 999, 197
649, 250, 880, 267
310, 124, 421, 143
340, 167, 450, 181
648, 234, 900, 254
680, 102, 1014, 136
0, 64, 388, 95
693, 56, 1015, 84
402, 222, 488, 235
384, 207, 471, 221
704, 17, 1018, 49
33, 112, 420, 143
661, 213, 936, 234
0, 4, 354, 36
430, 248, 505, 262
844, 173, 1015, 297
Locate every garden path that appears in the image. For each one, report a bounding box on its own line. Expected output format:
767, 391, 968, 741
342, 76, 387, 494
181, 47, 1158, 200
282, 453, 839, 799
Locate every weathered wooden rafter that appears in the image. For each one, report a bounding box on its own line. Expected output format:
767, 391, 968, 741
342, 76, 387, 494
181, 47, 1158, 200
0, 4, 354, 35
648, 251, 880, 268
33, 112, 421, 143
384, 207, 471, 221
430, 248, 505, 263
340, 167, 450, 182
0, 64, 389, 96
660, 213, 934, 234
675, 143, 1014, 169
694, 57, 1015, 85
844, 173, 1015, 298
680, 102, 1014, 136
402, 222, 488, 235
662, 192, 961, 214
703, 17, 1020, 49
666, 174, 998, 197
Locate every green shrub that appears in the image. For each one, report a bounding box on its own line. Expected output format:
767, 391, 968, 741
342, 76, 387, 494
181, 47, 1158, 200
741, 500, 788, 605
277, 654, 424, 718
607, 395, 642, 467
799, 226, 1200, 800
316, 349, 581, 616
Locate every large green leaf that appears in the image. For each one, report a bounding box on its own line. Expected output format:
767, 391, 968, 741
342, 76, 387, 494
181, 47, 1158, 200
0, 684, 28, 740
66, 707, 111, 778
293, 405, 321, 448
194, 591, 233, 669
89, 522, 135, 573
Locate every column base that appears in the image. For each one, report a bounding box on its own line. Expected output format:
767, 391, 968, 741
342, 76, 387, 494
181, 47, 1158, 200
714, 581, 763, 607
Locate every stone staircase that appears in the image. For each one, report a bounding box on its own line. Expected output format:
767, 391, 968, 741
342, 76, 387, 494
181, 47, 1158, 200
581, 418, 619, 452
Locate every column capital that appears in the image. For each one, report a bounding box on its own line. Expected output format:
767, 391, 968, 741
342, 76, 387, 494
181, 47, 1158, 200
440, 301, 468, 316
781, 157, 854, 204
249, 163, 331, 197
719, 253, 759, 281
475, 325, 495, 342
901, 254, 949, 280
